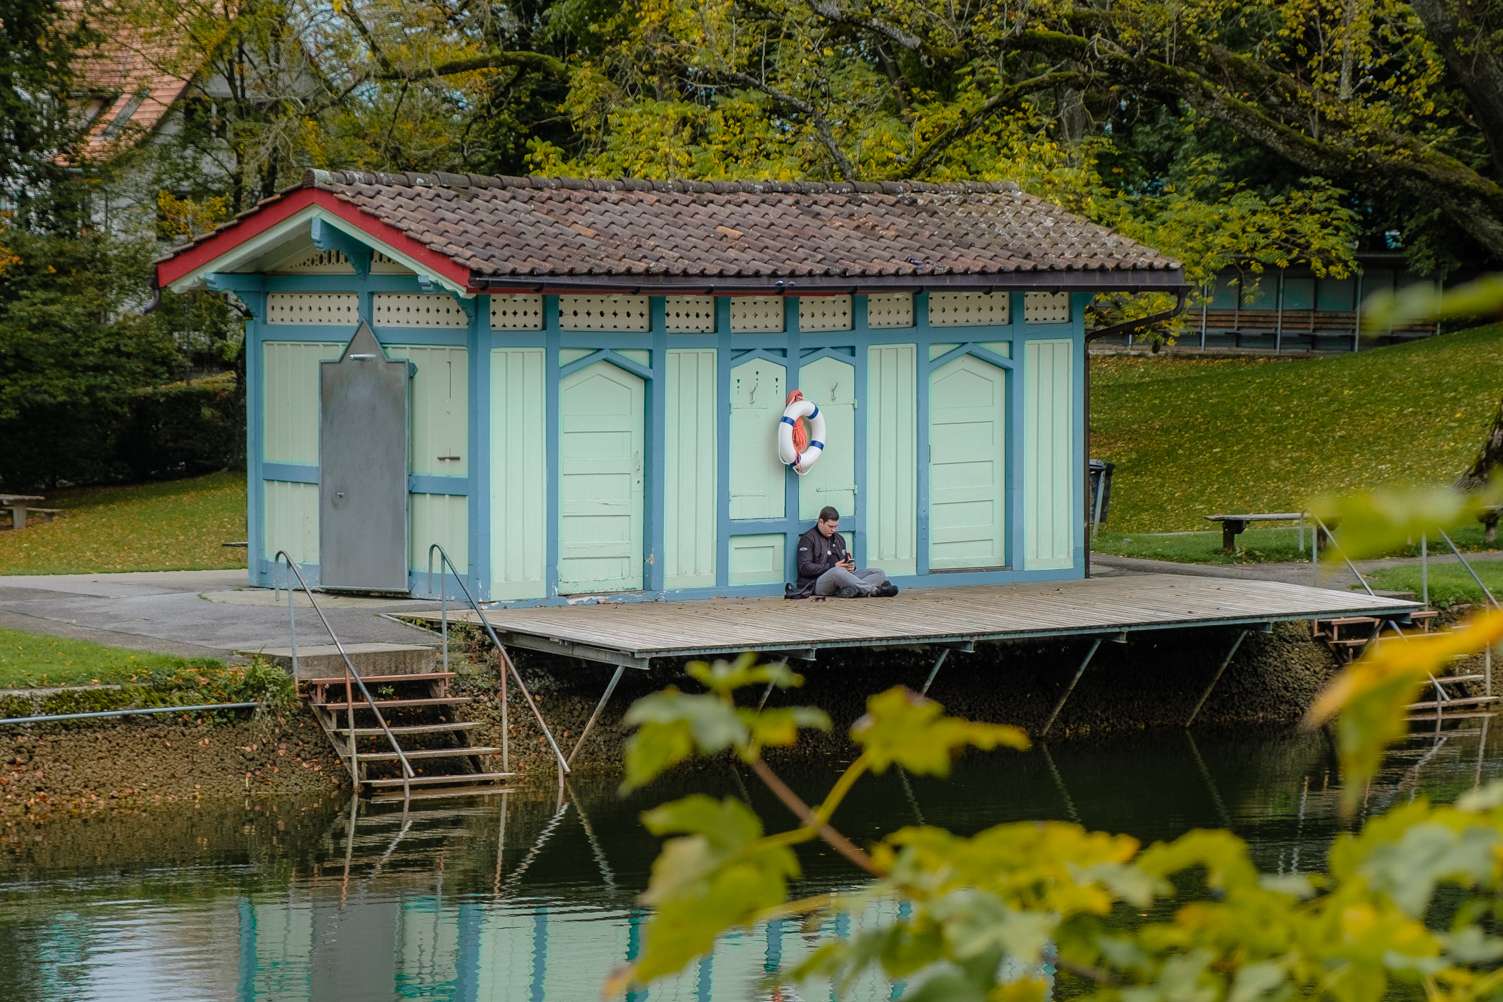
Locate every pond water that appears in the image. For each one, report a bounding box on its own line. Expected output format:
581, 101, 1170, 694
0, 721, 1496, 1001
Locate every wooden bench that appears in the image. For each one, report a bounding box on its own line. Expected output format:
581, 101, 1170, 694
1204, 512, 1308, 554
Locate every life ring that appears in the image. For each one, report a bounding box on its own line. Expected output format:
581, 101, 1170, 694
778, 396, 826, 475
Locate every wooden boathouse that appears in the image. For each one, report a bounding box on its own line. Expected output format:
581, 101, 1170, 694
154, 170, 1186, 602
155, 171, 1433, 777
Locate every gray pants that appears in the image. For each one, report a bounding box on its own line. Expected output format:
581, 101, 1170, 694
815, 565, 888, 597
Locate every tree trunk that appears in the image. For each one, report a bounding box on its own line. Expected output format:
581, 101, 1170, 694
1408, 0, 1503, 181
1459, 394, 1503, 491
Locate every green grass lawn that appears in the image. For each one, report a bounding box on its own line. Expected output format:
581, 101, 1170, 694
0, 626, 221, 688
1363, 559, 1503, 608
1096, 523, 1503, 565
1091, 326, 1503, 532
0, 470, 246, 575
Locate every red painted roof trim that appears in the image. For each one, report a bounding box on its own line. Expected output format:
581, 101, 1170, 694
155, 187, 475, 291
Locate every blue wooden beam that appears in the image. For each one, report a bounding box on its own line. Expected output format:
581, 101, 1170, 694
309, 217, 371, 278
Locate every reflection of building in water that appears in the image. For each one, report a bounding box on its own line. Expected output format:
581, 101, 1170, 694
11, 724, 1492, 1000
229, 882, 909, 1000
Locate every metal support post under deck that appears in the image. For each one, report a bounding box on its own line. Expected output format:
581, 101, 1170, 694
1186, 629, 1251, 727
920, 648, 950, 697
567, 665, 627, 768
1041, 638, 1103, 737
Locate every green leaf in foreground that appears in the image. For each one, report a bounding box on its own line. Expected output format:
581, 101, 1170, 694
1310, 482, 1503, 562
686, 653, 804, 696
1305, 610, 1503, 812
620, 689, 746, 791
851, 686, 1029, 775
607, 795, 801, 992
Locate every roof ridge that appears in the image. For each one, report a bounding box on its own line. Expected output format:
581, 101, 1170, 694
305, 168, 1024, 196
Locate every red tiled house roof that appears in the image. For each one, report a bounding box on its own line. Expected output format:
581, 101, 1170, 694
158, 170, 1186, 292
67, 3, 193, 159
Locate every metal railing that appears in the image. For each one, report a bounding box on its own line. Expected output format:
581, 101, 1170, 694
1432, 530, 1495, 699
425, 543, 571, 776
274, 551, 414, 801
1309, 516, 1452, 708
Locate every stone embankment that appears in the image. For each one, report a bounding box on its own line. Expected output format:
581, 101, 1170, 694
5, 618, 1489, 822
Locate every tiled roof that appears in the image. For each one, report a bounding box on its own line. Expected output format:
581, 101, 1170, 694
164, 170, 1186, 290
68, 3, 193, 158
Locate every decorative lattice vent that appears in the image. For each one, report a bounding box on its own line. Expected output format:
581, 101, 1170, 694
866, 293, 914, 328
265, 292, 359, 326
731, 296, 784, 332
928, 291, 1011, 327
1023, 292, 1070, 324
798, 296, 852, 332
559, 294, 650, 331
273, 248, 352, 274
370, 251, 412, 275
665, 296, 716, 332
373, 293, 469, 328
489, 294, 543, 331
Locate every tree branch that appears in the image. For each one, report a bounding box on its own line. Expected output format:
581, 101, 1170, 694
890, 69, 1086, 179
749, 758, 881, 874
712, 69, 857, 181
372, 50, 568, 81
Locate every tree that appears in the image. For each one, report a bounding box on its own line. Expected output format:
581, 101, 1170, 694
0, 226, 181, 487
0, 0, 94, 224
526, 0, 1503, 286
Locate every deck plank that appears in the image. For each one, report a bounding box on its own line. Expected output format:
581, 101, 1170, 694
406, 574, 1417, 664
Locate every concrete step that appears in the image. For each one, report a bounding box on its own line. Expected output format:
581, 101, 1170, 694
242, 642, 437, 680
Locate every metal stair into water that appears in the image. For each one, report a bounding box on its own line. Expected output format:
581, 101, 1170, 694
267, 551, 519, 807
1311, 613, 1498, 720
297, 651, 516, 803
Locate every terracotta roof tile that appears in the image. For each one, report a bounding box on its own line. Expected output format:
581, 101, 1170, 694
163, 170, 1185, 289
65, 2, 194, 158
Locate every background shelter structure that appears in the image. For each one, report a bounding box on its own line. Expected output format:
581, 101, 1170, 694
155, 171, 1185, 602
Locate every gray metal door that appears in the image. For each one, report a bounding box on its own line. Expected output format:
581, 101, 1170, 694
319, 322, 410, 592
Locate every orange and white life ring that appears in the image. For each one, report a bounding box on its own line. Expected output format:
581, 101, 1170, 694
777, 393, 826, 475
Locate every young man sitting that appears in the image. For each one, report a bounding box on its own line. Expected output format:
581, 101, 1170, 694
789, 506, 898, 598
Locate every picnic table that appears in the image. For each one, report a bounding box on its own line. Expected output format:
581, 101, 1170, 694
0, 494, 58, 530
1204, 511, 1311, 555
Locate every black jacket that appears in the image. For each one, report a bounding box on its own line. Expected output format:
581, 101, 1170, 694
788, 526, 848, 598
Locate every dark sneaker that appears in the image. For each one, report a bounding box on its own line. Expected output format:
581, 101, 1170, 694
874, 581, 899, 597
836, 585, 863, 598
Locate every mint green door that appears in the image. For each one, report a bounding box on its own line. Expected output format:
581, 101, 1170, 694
557, 362, 645, 593
928, 355, 1005, 570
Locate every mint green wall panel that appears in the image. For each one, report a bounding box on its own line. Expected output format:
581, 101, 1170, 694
262, 342, 340, 464
666, 349, 717, 589
557, 362, 645, 594
797, 356, 856, 520
388, 346, 468, 476
263, 481, 319, 562
928, 355, 1005, 570
728, 534, 785, 586
410, 493, 467, 574
1024, 339, 1075, 570
729, 358, 786, 520
865, 345, 916, 576
489, 348, 546, 599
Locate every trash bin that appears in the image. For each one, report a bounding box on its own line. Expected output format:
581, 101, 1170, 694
1089, 459, 1114, 526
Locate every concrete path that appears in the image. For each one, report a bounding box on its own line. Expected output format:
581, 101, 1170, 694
1093, 549, 1498, 590
0, 569, 440, 660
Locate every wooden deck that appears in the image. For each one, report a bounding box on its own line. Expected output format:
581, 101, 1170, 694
408, 573, 1419, 668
